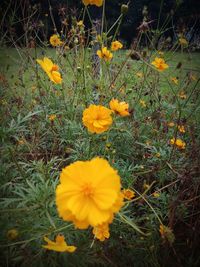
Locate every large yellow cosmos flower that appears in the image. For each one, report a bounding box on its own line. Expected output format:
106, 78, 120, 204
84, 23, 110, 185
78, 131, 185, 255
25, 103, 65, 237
82, 104, 113, 134
82, 0, 103, 7
56, 157, 123, 229
109, 98, 130, 117
36, 57, 62, 84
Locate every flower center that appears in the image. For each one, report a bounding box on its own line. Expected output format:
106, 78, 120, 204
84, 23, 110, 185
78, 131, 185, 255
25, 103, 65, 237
82, 183, 94, 197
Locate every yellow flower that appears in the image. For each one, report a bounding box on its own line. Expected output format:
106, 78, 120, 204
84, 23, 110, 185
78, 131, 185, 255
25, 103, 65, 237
111, 40, 123, 51
178, 91, 187, 99
7, 229, 19, 240
159, 224, 175, 244
18, 138, 25, 145
122, 189, 135, 200
43, 235, 76, 253
97, 47, 113, 62
158, 51, 164, 56
178, 125, 185, 133
171, 77, 178, 85
143, 183, 150, 190
36, 57, 62, 84
139, 100, 146, 108
155, 152, 161, 158
170, 138, 186, 150
49, 114, 57, 121
49, 34, 63, 47
151, 57, 169, 71
56, 157, 123, 229
179, 37, 188, 46
168, 122, 175, 127
109, 99, 130, 117
92, 222, 110, 241
152, 192, 160, 198
82, 104, 113, 134
82, 0, 103, 7
136, 72, 143, 78
77, 20, 84, 27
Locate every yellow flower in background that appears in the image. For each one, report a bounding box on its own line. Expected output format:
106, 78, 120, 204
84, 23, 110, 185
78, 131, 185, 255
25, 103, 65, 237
97, 47, 113, 61
50, 34, 63, 47
82, 0, 103, 7
37, 57, 62, 84
158, 51, 164, 56
43, 235, 76, 253
7, 229, 19, 240
111, 40, 123, 51
159, 224, 175, 244
151, 57, 169, 71
171, 77, 178, 85
168, 122, 175, 127
56, 157, 123, 229
189, 73, 197, 81
77, 20, 84, 27
49, 114, 57, 121
109, 99, 130, 117
122, 189, 135, 200
179, 37, 188, 46
139, 100, 146, 108
93, 222, 110, 241
178, 91, 187, 99
136, 72, 143, 78
178, 125, 185, 133
170, 138, 186, 150
82, 104, 113, 134
152, 192, 160, 198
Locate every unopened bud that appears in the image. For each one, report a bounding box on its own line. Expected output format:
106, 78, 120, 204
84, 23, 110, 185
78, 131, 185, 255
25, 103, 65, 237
121, 4, 128, 15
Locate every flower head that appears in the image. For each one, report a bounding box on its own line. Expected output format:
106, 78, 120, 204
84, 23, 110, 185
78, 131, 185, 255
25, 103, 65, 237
178, 91, 187, 99
168, 122, 175, 127
92, 222, 110, 241
136, 72, 143, 78
171, 77, 178, 85
178, 125, 185, 133
77, 20, 84, 27
97, 47, 113, 62
170, 138, 186, 150
151, 57, 169, 71
111, 41, 123, 51
159, 224, 175, 244
50, 34, 63, 47
82, 0, 103, 7
7, 229, 19, 240
43, 235, 76, 253
152, 192, 160, 198
179, 37, 188, 46
122, 189, 135, 200
139, 100, 146, 108
82, 104, 113, 134
109, 99, 130, 117
56, 157, 123, 229
49, 114, 57, 121
36, 57, 62, 84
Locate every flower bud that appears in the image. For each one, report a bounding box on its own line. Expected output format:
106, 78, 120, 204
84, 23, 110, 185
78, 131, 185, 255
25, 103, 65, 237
121, 4, 128, 15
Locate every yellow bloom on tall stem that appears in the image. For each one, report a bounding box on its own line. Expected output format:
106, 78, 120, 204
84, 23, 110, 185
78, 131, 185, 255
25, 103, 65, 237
170, 138, 186, 150
178, 125, 185, 133
49, 34, 63, 47
97, 47, 113, 62
93, 222, 110, 241
179, 37, 188, 46
56, 157, 124, 229
178, 91, 187, 99
43, 235, 76, 253
151, 57, 169, 71
109, 99, 130, 117
36, 57, 62, 84
122, 189, 135, 200
82, 0, 103, 7
171, 77, 178, 85
111, 41, 123, 51
82, 104, 113, 134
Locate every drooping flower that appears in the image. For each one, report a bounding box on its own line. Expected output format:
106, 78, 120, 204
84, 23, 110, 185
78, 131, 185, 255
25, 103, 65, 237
171, 77, 178, 85
82, 0, 103, 7
97, 47, 113, 62
151, 57, 169, 71
82, 104, 113, 134
43, 235, 76, 253
36, 57, 62, 84
109, 99, 130, 117
92, 222, 110, 241
56, 157, 124, 229
111, 41, 123, 51
50, 34, 63, 47
7, 229, 19, 240
122, 189, 135, 200
178, 125, 185, 133
49, 114, 57, 121
170, 138, 186, 150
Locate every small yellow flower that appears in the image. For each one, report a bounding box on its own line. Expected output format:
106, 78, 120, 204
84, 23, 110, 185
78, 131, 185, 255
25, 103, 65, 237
49, 114, 57, 121
109, 99, 130, 117
178, 91, 187, 99
152, 192, 160, 198
159, 224, 175, 244
122, 189, 135, 200
143, 183, 150, 190
93, 223, 110, 241
18, 138, 25, 145
158, 51, 164, 56
151, 57, 169, 71
82, 104, 113, 134
7, 229, 19, 240
77, 20, 84, 27
139, 100, 146, 108
171, 77, 178, 85
155, 152, 161, 158
178, 125, 185, 133
146, 140, 151, 146
97, 47, 113, 62
36, 57, 62, 84
82, 0, 103, 7
50, 34, 63, 47
136, 72, 143, 78
43, 235, 76, 253
179, 37, 188, 46
168, 122, 175, 127
111, 40, 123, 51
170, 138, 186, 150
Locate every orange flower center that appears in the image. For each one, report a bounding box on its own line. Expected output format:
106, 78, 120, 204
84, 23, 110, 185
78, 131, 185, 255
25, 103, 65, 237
82, 183, 94, 197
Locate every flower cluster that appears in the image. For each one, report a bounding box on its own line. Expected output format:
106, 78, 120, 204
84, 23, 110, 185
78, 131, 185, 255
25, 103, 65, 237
97, 41, 123, 61
170, 138, 186, 150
